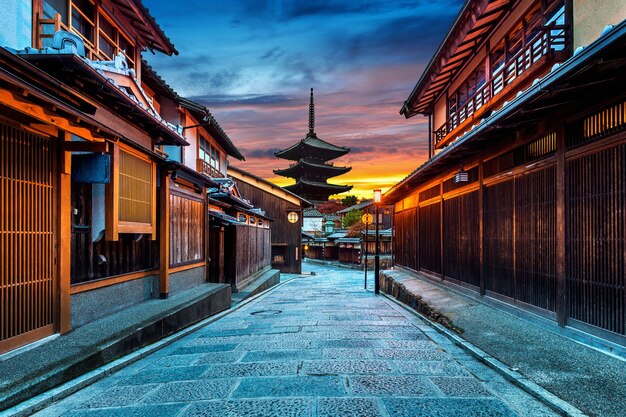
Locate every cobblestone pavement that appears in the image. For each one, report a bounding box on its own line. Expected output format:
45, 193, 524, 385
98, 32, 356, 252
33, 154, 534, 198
32, 264, 558, 417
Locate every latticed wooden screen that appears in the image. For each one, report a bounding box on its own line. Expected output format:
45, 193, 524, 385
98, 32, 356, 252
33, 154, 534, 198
0, 123, 56, 352
169, 193, 204, 266
119, 150, 152, 224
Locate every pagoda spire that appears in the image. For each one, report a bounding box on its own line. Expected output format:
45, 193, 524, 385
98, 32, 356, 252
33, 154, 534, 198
309, 88, 315, 135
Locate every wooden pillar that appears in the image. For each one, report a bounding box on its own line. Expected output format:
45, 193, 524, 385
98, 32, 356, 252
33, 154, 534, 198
556, 125, 567, 326
57, 131, 71, 334
105, 144, 119, 241
159, 171, 170, 298
439, 182, 444, 280
478, 161, 486, 296
204, 186, 210, 282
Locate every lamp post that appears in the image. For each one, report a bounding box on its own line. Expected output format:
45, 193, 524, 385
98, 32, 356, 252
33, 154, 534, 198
373, 189, 381, 294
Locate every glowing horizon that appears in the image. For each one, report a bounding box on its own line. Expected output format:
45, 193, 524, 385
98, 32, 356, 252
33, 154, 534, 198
144, 0, 463, 198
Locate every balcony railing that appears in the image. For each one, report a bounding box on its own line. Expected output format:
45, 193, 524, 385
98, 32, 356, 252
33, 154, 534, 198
434, 25, 568, 147
198, 158, 224, 178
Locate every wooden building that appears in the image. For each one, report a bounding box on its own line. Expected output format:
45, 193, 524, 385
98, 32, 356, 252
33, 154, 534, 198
228, 165, 311, 274
388, 0, 626, 345
0, 0, 264, 355
208, 177, 273, 291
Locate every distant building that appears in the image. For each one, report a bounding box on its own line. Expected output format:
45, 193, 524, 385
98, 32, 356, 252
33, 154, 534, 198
274, 89, 352, 203
228, 165, 312, 274
302, 207, 324, 234
387, 0, 626, 343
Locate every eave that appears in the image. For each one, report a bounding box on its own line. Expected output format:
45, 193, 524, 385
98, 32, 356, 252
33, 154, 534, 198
275, 135, 350, 162
401, 0, 514, 118
179, 97, 245, 161
18, 53, 188, 146
273, 160, 351, 179
388, 20, 626, 202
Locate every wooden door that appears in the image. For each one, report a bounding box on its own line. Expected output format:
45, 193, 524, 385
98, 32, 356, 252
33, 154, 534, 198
0, 123, 57, 354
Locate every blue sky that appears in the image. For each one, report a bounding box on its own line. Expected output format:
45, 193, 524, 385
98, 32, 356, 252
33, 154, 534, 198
144, 0, 463, 197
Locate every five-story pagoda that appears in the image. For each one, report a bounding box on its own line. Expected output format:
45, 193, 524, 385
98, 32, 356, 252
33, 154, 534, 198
274, 88, 352, 203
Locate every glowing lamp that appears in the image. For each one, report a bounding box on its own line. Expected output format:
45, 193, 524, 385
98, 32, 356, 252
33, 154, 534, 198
373, 189, 382, 204
287, 211, 299, 223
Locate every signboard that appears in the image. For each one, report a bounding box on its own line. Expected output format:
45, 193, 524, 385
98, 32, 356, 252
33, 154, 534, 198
361, 213, 373, 225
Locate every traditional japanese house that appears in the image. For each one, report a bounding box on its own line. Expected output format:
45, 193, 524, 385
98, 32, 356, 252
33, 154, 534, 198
336, 237, 362, 266
208, 177, 274, 292
274, 88, 353, 203
228, 165, 312, 274
387, 0, 626, 345
0, 0, 236, 355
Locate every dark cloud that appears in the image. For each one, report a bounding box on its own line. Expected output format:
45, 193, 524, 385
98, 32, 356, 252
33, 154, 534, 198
239, 148, 281, 159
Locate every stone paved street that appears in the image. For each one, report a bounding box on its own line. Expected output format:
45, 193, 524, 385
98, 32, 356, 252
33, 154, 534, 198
32, 264, 558, 417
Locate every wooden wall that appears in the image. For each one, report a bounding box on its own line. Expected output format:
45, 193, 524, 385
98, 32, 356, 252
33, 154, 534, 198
225, 225, 271, 286
71, 183, 158, 284
234, 180, 303, 273
392, 98, 626, 341
1, 123, 56, 352
169, 190, 204, 267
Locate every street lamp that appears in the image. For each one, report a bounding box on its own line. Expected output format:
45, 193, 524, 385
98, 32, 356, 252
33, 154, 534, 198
373, 189, 381, 294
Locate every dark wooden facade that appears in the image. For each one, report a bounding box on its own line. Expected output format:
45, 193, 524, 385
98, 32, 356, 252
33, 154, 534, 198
225, 225, 271, 289
390, 0, 626, 344
228, 166, 310, 274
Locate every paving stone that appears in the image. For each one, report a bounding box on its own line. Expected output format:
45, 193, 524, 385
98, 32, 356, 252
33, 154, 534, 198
348, 375, 439, 396
317, 397, 384, 417
373, 349, 450, 361
321, 348, 371, 359
312, 339, 380, 348
173, 343, 238, 355
143, 378, 237, 403
191, 351, 245, 365
302, 360, 394, 375
78, 384, 159, 408
429, 376, 493, 397
232, 376, 345, 398
383, 398, 517, 417
181, 398, 312, 417
395, 361, 470, 377
236, 340, 311, 350
151, 353, 205, 368
118, 365, 209, 385
204, 361, 300, 378
241, 349, 323, 362
383, 340, 438, 349
61, 404, 186, 417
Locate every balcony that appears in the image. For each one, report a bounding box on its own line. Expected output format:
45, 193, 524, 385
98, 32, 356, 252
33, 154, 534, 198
434, 26, 568, 148
197, 159, 224, 179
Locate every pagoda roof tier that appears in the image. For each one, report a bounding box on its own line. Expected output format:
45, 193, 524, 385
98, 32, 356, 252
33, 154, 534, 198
274, 160, 351, 179
275, 133, 349, 162
284, 179, 352, 202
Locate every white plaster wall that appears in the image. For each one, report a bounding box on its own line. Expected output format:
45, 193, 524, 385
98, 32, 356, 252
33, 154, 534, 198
573, 0, 626, 49
0, 0, 32, 49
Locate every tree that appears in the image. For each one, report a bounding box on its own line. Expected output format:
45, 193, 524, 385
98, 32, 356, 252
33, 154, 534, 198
342, 209, 363, 229
341, 195, 359, 207
317, 201, 345, 214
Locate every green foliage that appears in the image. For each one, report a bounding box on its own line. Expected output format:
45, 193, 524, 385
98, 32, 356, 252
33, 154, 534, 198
340, 195, 358, 207
342, 209, 363, 229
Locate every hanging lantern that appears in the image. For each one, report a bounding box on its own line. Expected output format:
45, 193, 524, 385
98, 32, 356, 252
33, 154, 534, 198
287, 211, 299, 223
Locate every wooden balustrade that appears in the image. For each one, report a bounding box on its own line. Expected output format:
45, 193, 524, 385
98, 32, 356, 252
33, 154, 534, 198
434, 26, 568, 147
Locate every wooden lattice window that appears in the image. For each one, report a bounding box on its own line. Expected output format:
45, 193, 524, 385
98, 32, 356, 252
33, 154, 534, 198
106, 145, 156, 240
170, 192, 204, 267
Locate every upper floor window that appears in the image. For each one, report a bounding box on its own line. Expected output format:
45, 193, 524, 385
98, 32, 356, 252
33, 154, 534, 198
38, 0, 137, 68
199, 135, 221, 175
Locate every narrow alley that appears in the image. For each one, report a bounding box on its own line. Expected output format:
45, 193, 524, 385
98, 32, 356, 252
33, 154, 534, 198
30, 265, 556, 417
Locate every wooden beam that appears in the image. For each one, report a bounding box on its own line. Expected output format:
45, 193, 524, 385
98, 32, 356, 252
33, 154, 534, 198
58, 131, 71, 334
555, 124, 567, 327
63, 141, 109, 153
478, 161, 485, 296
159, 171, 170, 298
0, 87, 105, 142
105, 143, 119, 241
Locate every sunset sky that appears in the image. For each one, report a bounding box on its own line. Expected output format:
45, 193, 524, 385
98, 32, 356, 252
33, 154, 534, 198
143, 0, 463, 199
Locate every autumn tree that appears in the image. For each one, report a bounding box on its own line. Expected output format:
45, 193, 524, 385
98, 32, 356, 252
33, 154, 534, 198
342, 209, 363, 228
341, 195, 359, 207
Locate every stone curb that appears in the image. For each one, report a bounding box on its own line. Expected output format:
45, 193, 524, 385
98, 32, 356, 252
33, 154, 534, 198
3, 276, 300, 417
378, 291, 588, 417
